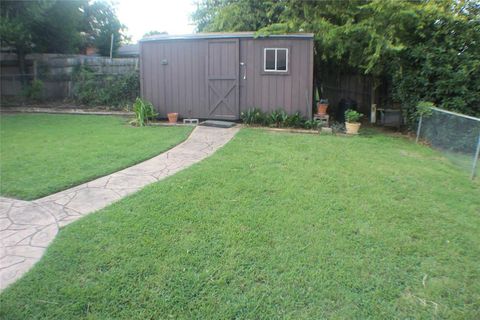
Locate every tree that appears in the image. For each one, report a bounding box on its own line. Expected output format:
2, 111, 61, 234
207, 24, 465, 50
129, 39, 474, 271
391, 1, 480, 117
0, 0, 127, 83
193, 0, 285, 32
143, 30, 168, 38
31, 0, 86, 53
82, 1, 126, 57
0, 0, 86, 79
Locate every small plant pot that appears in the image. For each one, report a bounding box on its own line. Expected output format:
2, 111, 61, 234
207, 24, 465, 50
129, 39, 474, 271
317, 103, 328, 115
167, 112, 178, 124
345, 122, 361, 135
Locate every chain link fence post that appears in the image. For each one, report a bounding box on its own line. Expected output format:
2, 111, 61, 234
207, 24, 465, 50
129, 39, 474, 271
471, 133, 480, 180
415, 114, 423, 144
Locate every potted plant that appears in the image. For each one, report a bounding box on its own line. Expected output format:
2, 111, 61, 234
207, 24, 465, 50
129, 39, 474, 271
344, 109, 363, 134
317, 99, 329, 116
167, 112, 178, 124
315, 88, 328, 115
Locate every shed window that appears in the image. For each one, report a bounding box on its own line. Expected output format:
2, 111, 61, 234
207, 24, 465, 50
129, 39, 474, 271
264, 48, 288, 72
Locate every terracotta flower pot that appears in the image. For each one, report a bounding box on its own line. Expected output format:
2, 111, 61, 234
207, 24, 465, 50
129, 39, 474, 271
167, 112, 178, 124
317, 103, 328, 115
345, 122, 361, 135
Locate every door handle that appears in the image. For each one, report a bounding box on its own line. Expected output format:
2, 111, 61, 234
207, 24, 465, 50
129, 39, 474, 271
240, 62, 246, 80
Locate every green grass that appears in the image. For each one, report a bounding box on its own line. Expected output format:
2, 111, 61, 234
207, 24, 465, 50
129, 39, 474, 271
1, 129, 479, 319
0, 114, 192, 200
443, 150, 480, 177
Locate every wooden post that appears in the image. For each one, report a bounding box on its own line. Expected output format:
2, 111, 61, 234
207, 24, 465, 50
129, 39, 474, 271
109, 34, 114, 60
33, 60, 38, 81
371, 104, 377, 124
371, 77, 378, 123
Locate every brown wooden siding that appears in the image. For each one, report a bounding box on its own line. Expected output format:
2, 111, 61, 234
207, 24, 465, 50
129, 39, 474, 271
140, 37, 313, 119
238, 38, 313, 118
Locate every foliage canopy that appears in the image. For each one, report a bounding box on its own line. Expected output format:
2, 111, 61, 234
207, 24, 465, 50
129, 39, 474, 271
0, 0, 127, 71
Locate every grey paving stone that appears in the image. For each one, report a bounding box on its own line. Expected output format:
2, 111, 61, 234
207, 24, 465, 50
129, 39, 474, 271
0, 258, 37, 290
5, 245, 46, 259
1, 227, 39, 246
0, 218, 12, 231
105, 173, 157, 190
64, 188, 122, 214
0, 255, 26, 269
8, 205, 55, 226
30, 224, 58, 247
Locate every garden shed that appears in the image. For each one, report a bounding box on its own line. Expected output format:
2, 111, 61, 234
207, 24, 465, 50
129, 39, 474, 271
139, 33, 314, 120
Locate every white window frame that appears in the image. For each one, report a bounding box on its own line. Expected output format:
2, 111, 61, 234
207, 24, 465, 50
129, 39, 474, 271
263, 48, 289, 73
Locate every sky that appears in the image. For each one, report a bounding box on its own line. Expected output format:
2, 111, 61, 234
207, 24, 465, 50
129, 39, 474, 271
116, 0, 197, 43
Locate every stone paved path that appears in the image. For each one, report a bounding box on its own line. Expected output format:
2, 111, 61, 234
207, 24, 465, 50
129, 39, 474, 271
0, 125, 239, 291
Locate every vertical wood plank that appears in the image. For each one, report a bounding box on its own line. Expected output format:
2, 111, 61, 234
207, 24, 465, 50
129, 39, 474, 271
141, 37, 314, 119
152, 43, 159, 109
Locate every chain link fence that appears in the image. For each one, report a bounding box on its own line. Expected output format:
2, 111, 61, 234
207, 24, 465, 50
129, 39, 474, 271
416, 107, 480, 179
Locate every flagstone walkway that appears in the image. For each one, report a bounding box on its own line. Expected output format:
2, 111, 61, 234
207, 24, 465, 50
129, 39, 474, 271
0, 125, 239, 291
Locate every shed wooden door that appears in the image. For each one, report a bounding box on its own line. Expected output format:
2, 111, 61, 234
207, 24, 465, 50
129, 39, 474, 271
207, 39, 239, 119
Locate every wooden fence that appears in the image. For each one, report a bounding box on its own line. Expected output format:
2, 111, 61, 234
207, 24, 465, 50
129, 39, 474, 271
0, 53, 138, 100
321, 73, 376, 115
1, 53, 383, 121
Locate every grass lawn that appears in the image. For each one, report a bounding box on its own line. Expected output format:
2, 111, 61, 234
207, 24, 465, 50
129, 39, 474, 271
0, 114, 192, 200
443, 150, 480, 177
1, 129, 479, 319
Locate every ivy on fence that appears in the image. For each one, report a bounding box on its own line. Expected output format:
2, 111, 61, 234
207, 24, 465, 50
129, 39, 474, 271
71, 66, 139, 108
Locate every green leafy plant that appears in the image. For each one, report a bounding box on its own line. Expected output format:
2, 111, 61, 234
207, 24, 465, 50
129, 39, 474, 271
330, 121, 345, 134
72, 66, 139, 108
71, 66, 95, 103
345, 109, 363, 123
240, 108, 266, 125
304, 119, 322, 130
242, 108, 312, 129
269, 109, 289, 127
22, 79, 44, 101
285, 112, 303, 128
416, 101, 434, 118
131, 98, 157, 127
314, 87, 320, 103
